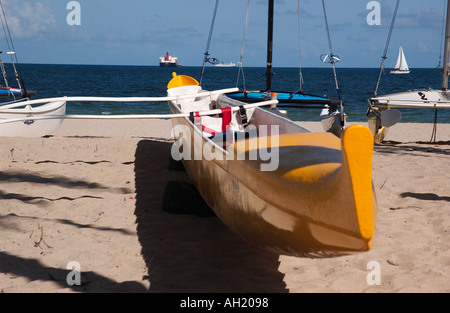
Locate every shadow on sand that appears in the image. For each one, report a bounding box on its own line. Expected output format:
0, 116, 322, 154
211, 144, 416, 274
134, 140, 288, 292
0, 138, 287, 293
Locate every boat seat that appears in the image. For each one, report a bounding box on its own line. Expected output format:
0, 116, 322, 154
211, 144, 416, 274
191, 104, 256, 151
180, 96, 211, 112
192, 107, 232, 136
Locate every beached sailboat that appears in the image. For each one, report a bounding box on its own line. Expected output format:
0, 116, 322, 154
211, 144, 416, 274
0, 50, 36, 98
167, 72, 377, 256
0, 1, 66, 137
0, 0, 36, 99
226, 0, 346, 137
390, 46, 410, 74
368, 0, 450, 143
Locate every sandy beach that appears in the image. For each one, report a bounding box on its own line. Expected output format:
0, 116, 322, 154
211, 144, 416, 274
0, 119, 449, 293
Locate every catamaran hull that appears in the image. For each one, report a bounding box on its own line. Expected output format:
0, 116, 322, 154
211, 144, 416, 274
320, 106, 346, 137
0, 101, 66, 137
227, 91, 334, 106
370, 89, 450, 109
168, 87, 377, 256
228, 91, 345, 136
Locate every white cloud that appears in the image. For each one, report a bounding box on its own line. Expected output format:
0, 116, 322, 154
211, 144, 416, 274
417, 40, 430, 53
1, 0, 56, 39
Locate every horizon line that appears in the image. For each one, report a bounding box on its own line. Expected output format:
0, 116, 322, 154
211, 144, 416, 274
8, 62, 443, 70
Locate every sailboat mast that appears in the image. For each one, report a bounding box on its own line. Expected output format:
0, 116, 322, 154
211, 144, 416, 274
266, 0, 274, 92
442, 0, 450, 91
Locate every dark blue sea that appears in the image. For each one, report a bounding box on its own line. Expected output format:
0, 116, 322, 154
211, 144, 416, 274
11, 64, 450, 123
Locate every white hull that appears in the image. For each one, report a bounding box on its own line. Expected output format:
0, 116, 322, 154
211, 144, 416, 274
367, 88, 450, 143
214, 63, 236, 67
389, 70, 410, 74
0, 100, 66, 137
370, 89, 450, 109
320, 105, 347, 137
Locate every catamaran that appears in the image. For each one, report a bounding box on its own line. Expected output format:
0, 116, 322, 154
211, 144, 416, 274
0, 0, 66, 137
368, 0, 450, 143
224, 0, 346, 137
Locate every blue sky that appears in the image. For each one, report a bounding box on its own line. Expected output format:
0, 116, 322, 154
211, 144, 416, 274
0, 0, 447, 68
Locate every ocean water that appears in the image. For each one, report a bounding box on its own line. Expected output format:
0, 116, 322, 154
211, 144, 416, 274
10, 64, 450, 123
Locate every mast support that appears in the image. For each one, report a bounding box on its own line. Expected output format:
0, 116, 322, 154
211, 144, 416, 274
442, 0, 450, 91
266, 0, 274, 93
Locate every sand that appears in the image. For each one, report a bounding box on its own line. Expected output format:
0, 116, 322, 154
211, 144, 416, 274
0, 119, 449, 293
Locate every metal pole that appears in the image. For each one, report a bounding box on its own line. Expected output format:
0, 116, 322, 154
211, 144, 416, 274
200, 0, 220, 85
266, 0, 274, 93
442, 0, 450, 91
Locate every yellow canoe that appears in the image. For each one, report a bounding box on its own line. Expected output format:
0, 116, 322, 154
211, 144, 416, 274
167, 73, 377, 257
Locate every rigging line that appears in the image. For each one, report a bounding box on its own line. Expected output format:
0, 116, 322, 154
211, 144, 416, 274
0, 0, 18, 63
431, 0, 448, 143
0, 56, 8, 87
0, 10, 9, 51
238, 71, 267, 91
380, 1, 443, 96
0, 0, 11, 92
374, 0, 400, 97
297, 0, 303, 92
0, 3, 11, 53
200, 0, 220, 85
383, 66, 440, 96
321, 0, 341, 100
236, 0, 251, 91
431, 109, 438, 143
0, 0, 26, 96
383, 2, 445, 97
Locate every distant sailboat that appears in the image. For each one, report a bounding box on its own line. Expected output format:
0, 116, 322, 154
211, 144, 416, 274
390, 46, 410, 74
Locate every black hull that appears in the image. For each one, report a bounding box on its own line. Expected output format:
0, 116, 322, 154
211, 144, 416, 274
159, 63, 181, 68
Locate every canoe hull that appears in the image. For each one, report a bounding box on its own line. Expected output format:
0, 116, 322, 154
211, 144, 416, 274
168, 87, 377, 256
